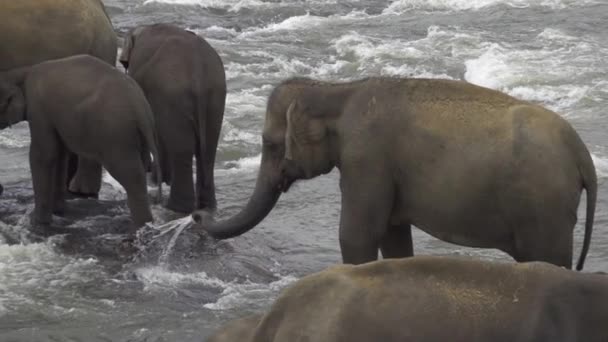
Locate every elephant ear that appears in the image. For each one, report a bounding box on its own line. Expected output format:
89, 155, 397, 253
285, 100, 326, 160
119, 27, 145, 70
0, 84, 26, 128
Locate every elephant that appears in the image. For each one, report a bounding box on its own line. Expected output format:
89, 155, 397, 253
207, 256, 608, 342
119, 23, 226, 213
0, 55, 161, 227
193, 77, 597, 270
0, 0, 118, 198
207, 315, 263, 342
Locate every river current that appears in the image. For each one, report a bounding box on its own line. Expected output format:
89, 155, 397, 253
0, 0, 607, 340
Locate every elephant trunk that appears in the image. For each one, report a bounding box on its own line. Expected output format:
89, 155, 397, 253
192, 154, 282, 239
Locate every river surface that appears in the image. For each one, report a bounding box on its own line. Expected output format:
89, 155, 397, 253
1, 0, 607, 340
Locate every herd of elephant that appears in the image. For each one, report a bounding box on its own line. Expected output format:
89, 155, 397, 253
0, 1, 605, 341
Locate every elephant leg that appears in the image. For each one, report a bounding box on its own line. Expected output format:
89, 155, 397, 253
511, 221, 574, 269
30, 133, 61, 225
66, 152, 78, 188
380, 224, 413, 259
166, 150, 195, 213
196, 89, 224, 211
104, 158, 153, 227
338, 172, 394, 265
52, 146, 69, 216
68, 157, 102, 198
151, 136, 171, 185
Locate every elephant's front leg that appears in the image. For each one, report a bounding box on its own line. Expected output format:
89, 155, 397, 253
338, 171, 394, 265
68, 156, 102, 198
380, 223, 413, 259
29, 135, 61, 225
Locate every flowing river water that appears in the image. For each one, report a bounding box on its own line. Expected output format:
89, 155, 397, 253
0, 0, 607, 340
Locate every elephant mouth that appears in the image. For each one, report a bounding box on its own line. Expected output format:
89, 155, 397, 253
278, 159, 302, 193
278, 176, 296, 193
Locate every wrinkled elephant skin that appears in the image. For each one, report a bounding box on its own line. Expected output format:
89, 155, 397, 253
0, 0, 118, 198
194, 77, 597, 270
120, 23, 226, 214
209, 256, 608, 342
0, 55, 161, 228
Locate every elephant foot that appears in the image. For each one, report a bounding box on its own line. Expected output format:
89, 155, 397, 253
66, 190, 99, 200
53, 205, 67, 217
30, 211, 52, 226
166, 200, 194, 214
0, 183, 3, 196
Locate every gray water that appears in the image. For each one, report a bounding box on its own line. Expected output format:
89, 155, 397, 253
1, 0, 607, 341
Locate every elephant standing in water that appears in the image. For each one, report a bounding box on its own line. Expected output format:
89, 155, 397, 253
194, 77, 597, 270
0, 55, 161, 227
209, 256, 608, 342
120, 23, 226, 213
0, 0, 118, 198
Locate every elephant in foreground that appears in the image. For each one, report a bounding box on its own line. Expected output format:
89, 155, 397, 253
120, 23, 226, 213
194, 77, 597, 270
0, 0, 119, 198
0, 55, 161, 227
208, 256, 608, 342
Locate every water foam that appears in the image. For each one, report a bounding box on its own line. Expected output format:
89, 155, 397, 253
331, 28, 467, 79
0, 241, 104, 315
135, 265, 297, 310
219, 154, 261, 174
143, 0, 266, 12
592, 154, 608, 179
0, 125, 30, 149
464, 29, 606, 111
383, 0, 599, 14
143, 0, 339, 12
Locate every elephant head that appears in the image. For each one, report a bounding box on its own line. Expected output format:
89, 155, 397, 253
192, 78, 341, 239
119, 26, 146, 70
0, 75, 26, 130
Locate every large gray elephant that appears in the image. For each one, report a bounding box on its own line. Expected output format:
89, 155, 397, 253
0, 0, 118, 198
119, 23, 226, 213
208, 256, 608, 342
0, 55, 161, 227
194, 77, 597, 270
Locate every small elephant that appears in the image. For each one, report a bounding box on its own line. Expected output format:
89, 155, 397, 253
0, 0, 119, 198
208, 256, 608, 342
0, 55, 161, 227
120, 23, 226, 213
194, 77, 597, 270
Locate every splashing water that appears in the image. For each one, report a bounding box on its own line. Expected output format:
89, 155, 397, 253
137, 216, 195, 266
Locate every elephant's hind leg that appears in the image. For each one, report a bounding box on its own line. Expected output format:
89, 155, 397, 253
195, 89, 224, 211
380, 224, 414, 259
167, 149, 196, 214
105, 158, 153, 227
52, 145, 69, 216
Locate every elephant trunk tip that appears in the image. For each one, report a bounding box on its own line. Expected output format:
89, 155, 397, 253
191, 209, 216, 232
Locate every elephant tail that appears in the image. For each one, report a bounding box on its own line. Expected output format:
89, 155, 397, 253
576, 148, 597, 271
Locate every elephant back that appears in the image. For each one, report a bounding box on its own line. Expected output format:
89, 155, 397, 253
0, 0, 117, 71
